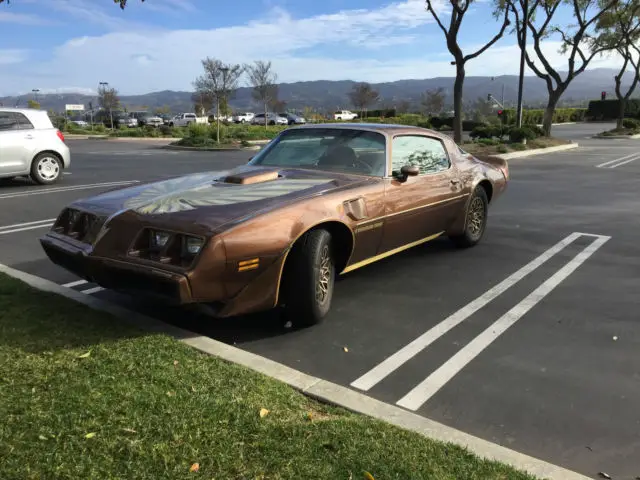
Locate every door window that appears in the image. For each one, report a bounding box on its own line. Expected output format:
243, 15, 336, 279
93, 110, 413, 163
13, 113, 34, 130
391, 135, 450, 175
0, 112, 18, 131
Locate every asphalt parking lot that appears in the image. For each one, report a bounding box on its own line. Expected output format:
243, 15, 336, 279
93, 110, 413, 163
1, 126, 639, 479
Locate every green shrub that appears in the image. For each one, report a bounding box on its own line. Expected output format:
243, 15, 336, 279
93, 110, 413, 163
522, 124, 544, 137
159, 125, 172, 136
510, 142, 527, 151
188, 122, 210, 138
476, 138, 499, 146
93, 124, 106, 133
500, 108, 586, 125
586, 99, 640, 120
496, 144, 509, 153
509, 127, 537, 143
622, 118, 640, 129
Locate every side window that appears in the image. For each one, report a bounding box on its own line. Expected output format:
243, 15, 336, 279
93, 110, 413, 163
391, 135, 450, 175
0, 112, 18, 131
14, 113, 34, 130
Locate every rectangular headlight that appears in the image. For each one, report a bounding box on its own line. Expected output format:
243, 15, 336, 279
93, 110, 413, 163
183, 236, 203, 255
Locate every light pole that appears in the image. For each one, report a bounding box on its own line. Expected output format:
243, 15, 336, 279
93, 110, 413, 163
216, 67, 229, 143
32, 89, 40, 106
99, 81, 113, 129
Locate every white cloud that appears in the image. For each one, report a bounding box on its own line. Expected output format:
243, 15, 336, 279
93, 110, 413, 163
0, 0, 627, 96
0, 49, 28, 65
0, 11, 53, 25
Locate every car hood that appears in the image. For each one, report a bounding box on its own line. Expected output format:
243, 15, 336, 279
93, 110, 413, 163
69, 165, 373, 234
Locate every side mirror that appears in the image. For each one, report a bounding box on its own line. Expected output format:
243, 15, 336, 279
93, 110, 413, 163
395, 165, 419, 182
247, 156, 254, 163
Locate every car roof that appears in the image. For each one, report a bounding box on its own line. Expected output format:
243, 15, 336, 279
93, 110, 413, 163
287, 122, 447, 138
0, 107, 54, 129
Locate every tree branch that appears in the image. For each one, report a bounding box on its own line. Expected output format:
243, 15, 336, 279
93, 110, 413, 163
463, 7, 510, 62
426, 0, 450, 37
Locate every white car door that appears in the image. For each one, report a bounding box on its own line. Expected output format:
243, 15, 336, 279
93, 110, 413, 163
0, 111, 34, 176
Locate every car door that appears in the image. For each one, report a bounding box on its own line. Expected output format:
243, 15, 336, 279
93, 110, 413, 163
0, 112, 34, 176
378, 133, 467, 253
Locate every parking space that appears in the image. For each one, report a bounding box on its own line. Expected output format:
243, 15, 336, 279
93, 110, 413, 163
2, 134, 640, 479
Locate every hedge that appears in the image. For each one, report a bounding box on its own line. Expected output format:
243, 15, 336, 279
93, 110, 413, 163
586, 99, 640, 120
498, 108, 587, 125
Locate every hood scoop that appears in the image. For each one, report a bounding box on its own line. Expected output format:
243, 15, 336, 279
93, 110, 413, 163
222, 169, 281, 185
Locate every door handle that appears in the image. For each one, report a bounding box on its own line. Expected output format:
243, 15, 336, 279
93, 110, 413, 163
450, 179, 460, 185
24, 134, 34, 140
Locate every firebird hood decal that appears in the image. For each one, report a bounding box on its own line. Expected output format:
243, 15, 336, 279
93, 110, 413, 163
118, 174, 335, 215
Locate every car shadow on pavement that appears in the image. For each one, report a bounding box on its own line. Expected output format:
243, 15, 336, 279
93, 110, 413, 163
0, 176, 35, 188
107, 237, 461, 345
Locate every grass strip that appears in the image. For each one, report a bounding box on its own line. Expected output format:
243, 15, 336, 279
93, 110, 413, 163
0, 273, 538, 480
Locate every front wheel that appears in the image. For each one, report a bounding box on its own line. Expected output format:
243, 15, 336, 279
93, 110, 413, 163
449, 186, 488, 248
31, 153, 61, 185
282, 229, 335, 327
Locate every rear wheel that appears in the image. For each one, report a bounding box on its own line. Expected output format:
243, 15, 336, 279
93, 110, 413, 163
30, 153, 61, 185
449, 185, 488, 248
282, 229, 335, 327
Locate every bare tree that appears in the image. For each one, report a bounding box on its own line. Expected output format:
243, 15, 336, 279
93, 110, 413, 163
504, 0, 619, 136
426, 0, 510, 143
193, 57, 243, 143
593, 0, 640, 128
348, 82, 380, 118
245, 60, 279, 130
191, 91, 214, 117
98, 84, 119, 129
421, 87, 446, 116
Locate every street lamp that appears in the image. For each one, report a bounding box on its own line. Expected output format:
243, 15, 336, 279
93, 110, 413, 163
32, 88, 40, 104
490, 77, 505, 107
99, 81, 113, 129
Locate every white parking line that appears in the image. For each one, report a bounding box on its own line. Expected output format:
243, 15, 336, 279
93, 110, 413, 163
81, 286, 104, 295
62, 279, 88, 288
596, 152, 640, 168
0, 180, 139, 200
0, 219, 55, 235
351, 232, 585, 392
396, 233, 610, 411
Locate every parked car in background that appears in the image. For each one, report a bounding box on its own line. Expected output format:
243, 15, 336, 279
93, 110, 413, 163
68, 116, 89, 128
169, 113, 207, 127
0, 108, 70, 185
334, 110, 358, 121
141, 115, 163, 127
251, 113, 288, 125
278, 112, 306, 125
119, 115, 138, 128
160, 114, 172, 125
40, 123, 508, 326
233, 112, 255, 123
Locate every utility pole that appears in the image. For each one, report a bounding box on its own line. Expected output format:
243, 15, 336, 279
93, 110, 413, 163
32, 88, 40, 105
515, 0, 528, 128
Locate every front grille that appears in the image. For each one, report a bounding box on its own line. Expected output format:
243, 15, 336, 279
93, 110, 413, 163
52, 208, 104, 244
128, 228, 205, 269
95, 267, 181, 301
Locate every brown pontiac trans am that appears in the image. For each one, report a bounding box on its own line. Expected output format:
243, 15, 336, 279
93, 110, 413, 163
40, 123, 509, 326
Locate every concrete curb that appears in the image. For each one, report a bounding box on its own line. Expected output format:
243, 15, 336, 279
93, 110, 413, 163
535, 122, 577, 127
494, 142, 579, 160
592, 133, 640, 139
162, 144, 260, 152
0, 263, 591, 480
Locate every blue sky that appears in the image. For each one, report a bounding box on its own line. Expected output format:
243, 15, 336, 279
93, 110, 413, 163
0, 0, 624, 96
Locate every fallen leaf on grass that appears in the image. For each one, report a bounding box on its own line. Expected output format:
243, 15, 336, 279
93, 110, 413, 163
77, 351, 91, 359
84, 432, 96, 439
38, 435, 47, 441
122, 428, 137, 434
173, 360, 179, 366
259, 408, 269, 418
167, 391, 175, 397
189, 463, 200, 472
364, 472, 375, 480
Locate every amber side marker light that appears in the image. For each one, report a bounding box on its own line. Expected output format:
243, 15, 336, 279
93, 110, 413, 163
238, 258, 260, 272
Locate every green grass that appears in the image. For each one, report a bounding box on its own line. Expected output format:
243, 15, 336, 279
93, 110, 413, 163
0, 273, 539, 480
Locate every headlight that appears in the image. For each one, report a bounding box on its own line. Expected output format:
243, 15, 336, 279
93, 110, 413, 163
150, 230, 170, 248
183, 236, 204, 255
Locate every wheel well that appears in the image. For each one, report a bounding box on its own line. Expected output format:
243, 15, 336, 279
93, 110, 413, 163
478, 179, 493, 203
33, 150, 64, 167
286, 221, 354, 270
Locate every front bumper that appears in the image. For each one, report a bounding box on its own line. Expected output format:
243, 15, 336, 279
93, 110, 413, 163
40, 234, 193, 305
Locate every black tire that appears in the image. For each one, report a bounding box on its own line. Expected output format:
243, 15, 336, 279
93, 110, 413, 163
30, 153, 62, 185
450, 185, 488, 248
282, 229, 335, 327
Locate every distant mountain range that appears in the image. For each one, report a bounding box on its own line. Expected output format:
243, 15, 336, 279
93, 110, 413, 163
1, 68, 636, 115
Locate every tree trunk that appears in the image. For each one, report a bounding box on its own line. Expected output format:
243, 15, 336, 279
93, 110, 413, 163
216, 97, 220, 144
264, 102, 268, 131
542, 90, 563, 137
452, 64, 465, 144
617, 99, 626, 130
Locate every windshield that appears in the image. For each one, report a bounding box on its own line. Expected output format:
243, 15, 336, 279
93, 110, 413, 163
249, 128, 387, 176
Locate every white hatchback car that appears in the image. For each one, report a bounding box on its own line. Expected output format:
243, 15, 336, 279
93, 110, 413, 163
0, 108, 70, 185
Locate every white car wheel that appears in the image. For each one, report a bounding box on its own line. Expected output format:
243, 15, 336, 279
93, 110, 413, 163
31, 153, 61, 185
